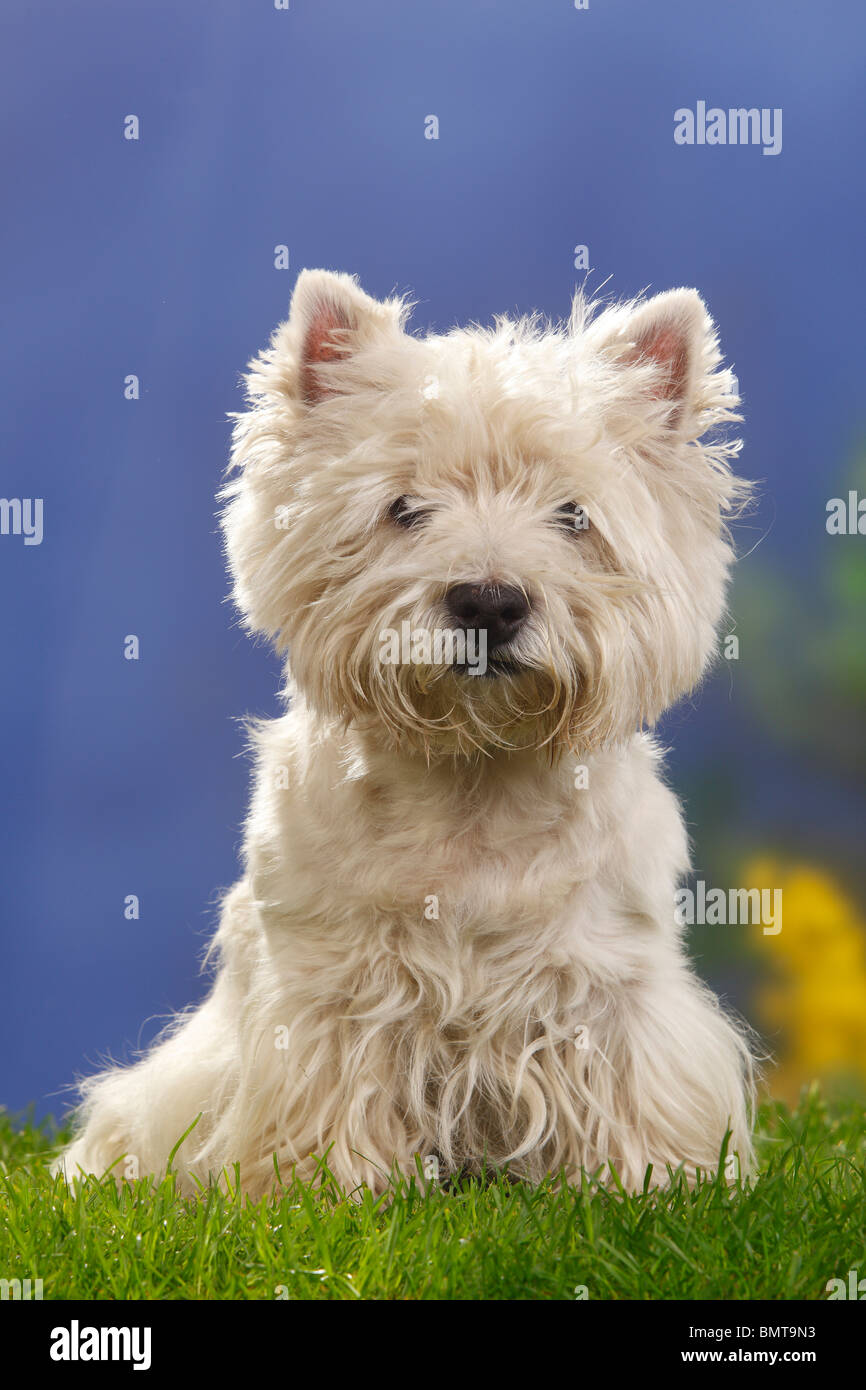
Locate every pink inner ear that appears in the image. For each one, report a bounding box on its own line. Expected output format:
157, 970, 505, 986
631, 322, 691, 424
300, 301, 353, 403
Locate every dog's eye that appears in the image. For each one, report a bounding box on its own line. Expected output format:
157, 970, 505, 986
387, 496, 431, 530
554, 502, 590, 535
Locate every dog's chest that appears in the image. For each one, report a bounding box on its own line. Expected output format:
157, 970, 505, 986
311, 762, 591, 937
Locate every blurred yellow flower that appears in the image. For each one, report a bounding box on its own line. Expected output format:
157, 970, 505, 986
748, 858, 866, 1100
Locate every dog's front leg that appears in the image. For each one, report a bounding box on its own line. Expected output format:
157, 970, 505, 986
592, 959, 755, 1189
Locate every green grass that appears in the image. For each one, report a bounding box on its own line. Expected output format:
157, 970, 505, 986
1, 1088, 864, 1300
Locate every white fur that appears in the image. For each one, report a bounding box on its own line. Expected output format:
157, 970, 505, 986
59, 271, 755, 1196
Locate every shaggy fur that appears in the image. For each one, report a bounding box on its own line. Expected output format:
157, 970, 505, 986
59, 270, 755, 1196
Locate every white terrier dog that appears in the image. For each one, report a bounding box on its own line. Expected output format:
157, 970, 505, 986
61, 270, 755, 1196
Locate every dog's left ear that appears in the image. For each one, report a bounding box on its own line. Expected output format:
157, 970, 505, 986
596, 289, 717, 438
286, 269, 408, 405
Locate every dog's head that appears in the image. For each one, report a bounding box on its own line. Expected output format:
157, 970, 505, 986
221, 270, 744, 758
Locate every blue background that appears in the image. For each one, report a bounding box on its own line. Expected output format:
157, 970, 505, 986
2, 0, 864, 1116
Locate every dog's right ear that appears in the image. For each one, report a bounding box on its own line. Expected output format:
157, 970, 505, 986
286, 269, 407, 405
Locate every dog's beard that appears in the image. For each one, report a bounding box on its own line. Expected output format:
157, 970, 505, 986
290, 572, 668, 761
307, 638, 626, 761
373, 659, 577, 758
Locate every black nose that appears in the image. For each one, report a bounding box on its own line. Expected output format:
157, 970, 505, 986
444, 582, 530, 651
